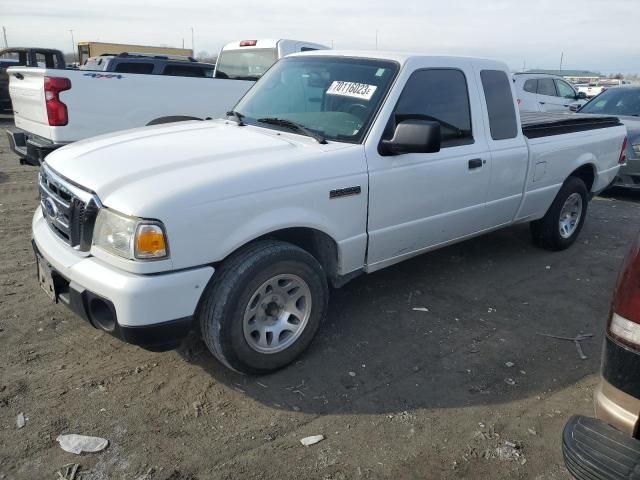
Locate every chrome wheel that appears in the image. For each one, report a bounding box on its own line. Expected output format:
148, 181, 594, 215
242, 274, 312, 354
559, 192, 583, 239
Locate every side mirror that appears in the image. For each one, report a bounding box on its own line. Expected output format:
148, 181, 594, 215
381, 119, 441, 155
569, 104, 580, 113
576, 92, 587, 100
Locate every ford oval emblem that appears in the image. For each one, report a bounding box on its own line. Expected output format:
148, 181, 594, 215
43, 197, 58, 219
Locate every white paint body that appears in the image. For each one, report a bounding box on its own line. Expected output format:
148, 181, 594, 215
33, 52, 626, 330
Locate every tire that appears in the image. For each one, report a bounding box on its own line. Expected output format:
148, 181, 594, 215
198, 240, 329, 375
530, 176, 589, 251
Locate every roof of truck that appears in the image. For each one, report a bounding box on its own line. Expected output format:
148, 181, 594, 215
290, 50, 506, 67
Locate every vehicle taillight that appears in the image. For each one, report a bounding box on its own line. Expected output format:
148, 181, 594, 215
239, 40, 257, 47
619, 136, 628, 165
44, 76, 71, 126
609, 232, 640, 349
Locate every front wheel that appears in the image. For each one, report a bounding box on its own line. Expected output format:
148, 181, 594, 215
198, 240, 329, 374
530, 176, 589, 251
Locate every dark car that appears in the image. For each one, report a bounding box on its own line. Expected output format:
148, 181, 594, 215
79, 52, 215, 78
563, 231, 640, 478
578, 86, 640, 189
0, 48, 65, 111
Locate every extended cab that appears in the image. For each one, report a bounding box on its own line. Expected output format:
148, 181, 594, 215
6, 38, 327, 166
32, 52, 627, 374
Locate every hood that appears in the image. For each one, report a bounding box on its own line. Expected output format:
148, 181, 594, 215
45, 120, 357, 217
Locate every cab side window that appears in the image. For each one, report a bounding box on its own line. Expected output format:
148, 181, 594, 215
555, 80, 576, 99
537, 78, 557, 96
388, 69, 473, 148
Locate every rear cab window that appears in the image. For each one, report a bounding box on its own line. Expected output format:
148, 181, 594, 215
481, 70, 518, 140
214, 48, 278, 80
388, 69, 473, 148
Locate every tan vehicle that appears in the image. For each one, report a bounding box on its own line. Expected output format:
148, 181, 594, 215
77, 42, 193, 66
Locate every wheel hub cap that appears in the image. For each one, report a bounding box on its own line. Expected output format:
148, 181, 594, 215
559, 192, 583, 239
243, 274, 312, 354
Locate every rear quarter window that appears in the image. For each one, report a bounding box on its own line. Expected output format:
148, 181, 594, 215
481, 70, 518, 140
162, 64, 213, 77
523, 79, 537, 93
113, 62, 154, 74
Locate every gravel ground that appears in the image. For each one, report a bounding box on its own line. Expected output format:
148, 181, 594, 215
1, 115, 639, 479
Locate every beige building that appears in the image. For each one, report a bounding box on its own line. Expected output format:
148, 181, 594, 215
77, 42, 193, 65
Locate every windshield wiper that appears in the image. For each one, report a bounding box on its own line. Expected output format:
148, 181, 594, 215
226, 110, 246, 126
257, 117, 327, 144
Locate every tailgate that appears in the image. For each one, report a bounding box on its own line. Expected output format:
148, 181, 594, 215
8, 67, 52, 140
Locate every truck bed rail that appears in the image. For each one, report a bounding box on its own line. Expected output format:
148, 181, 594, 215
521, 111, 622, 139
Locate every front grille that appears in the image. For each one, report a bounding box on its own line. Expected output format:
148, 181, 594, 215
39, 166, 100, 251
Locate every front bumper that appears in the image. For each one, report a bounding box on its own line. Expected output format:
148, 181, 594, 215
32, 207, 215, 350
563, 415, 640, 480
6, 127, 62, 166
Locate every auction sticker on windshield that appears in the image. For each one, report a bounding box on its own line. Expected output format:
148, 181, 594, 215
327, 81, 377, 101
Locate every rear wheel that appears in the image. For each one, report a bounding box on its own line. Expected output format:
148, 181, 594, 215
198, 240, 329, 374
531, 176, 588, 251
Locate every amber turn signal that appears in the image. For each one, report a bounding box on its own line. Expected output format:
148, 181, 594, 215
135, 224, 167, 259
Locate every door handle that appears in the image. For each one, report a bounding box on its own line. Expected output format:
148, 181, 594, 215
539, 101, 546, 105
14, 73, 24, 80
468, 158, 484, 169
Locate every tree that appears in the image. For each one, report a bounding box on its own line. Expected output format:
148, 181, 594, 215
196, 50, 217, 64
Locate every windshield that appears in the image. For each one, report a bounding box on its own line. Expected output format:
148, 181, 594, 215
232, 56, 399, 143
580, 88, 640, 116
215, 48, 278, 80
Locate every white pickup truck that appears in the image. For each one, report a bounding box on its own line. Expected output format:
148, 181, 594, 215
6, 38, 327, 166
32, 51, 627, 374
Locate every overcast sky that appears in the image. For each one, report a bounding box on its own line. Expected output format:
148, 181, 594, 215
3, 0, 638, 73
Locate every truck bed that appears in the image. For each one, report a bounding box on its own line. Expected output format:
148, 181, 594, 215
521, 111, 622, 139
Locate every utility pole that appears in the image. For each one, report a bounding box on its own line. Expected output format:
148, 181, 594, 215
182, 38, 184, 49
2, 26, 8, 48
69, 29, 77, 62
191, 27, 195, 56
522, 59, 526, 72
559, 52, 564, 71
375, 29, 378, 50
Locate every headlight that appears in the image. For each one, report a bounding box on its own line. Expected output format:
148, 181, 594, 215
93, 208, 168, 260
633, 144, 640, 158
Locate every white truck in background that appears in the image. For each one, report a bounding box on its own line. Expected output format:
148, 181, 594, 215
32, 51, 627, 375
6, 38, 328, 165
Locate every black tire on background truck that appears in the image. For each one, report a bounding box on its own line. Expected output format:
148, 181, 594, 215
531, 176, 589, 251
198, 240, 329, 375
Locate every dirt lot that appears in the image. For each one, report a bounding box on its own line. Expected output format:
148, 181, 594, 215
1, 115, 639, 479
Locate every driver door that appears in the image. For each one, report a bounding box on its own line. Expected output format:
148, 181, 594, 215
364, 64, 491, 269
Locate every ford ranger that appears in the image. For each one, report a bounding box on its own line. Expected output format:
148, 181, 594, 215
31, 51, 628, 374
